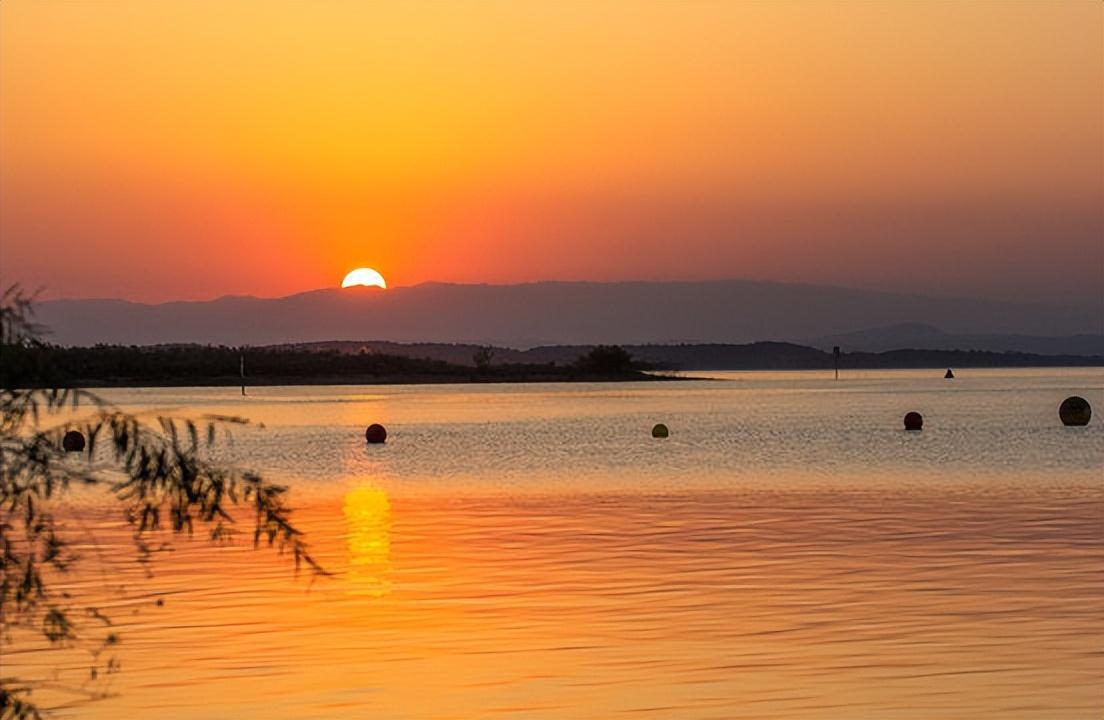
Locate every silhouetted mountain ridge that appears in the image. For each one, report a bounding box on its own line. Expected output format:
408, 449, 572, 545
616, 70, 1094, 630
35, 280, 1101, 350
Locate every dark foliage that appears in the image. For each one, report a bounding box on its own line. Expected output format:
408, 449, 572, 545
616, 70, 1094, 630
573, 345, 639, 376
2, 343, 657, 389
0, 286, 324, 718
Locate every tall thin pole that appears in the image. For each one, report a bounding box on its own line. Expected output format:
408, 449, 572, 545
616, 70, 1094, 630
833, 346, 840, 381
240, 352, 246, 396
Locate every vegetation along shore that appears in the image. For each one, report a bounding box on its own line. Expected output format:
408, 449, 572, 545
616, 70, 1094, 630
3, 341, 1100, 389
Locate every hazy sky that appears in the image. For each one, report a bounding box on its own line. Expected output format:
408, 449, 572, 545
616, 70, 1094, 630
2, 1, 1101, 304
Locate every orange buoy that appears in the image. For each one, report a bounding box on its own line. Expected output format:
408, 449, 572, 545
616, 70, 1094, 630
365, 423, 388, 444
903, 412, 923, 431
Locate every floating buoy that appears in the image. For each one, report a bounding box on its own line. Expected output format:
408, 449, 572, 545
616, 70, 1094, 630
903, 412, 923, 431
62, 430, 86, 453
365, 423, 388, 444
944, 369, 955, 379
651, 423, 669, 438
1059, 396, 1091, 427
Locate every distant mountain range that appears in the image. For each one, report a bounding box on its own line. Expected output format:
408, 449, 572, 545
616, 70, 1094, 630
34, 280, 1102, 353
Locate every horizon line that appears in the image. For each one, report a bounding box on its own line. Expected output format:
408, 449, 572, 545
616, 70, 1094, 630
23, 277, 1104, 309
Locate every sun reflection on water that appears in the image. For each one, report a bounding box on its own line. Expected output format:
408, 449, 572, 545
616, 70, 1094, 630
342, 483, 392, 597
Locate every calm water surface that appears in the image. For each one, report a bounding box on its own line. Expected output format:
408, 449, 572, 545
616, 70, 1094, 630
12, 369, 1103, 718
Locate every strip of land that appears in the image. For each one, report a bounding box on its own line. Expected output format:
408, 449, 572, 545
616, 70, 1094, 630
3, 341, 1101, 388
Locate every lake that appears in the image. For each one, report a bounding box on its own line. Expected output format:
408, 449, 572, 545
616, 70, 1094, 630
12, 369, 1103, 718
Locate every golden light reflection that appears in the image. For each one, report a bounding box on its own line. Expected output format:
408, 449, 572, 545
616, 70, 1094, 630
342, 484, 392, 597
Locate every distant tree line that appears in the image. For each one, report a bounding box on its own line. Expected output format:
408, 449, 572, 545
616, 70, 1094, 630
1, 340, 1097, 389
838, 348, 1103, 370
598, 343, 1103, 371
0, 343, 658, 388
272, 340, 1104, 372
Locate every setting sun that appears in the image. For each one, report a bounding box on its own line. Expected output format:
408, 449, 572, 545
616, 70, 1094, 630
341, 268, 387, 289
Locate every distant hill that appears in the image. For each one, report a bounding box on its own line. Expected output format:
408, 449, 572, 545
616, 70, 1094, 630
34, 280, 1102, 349
300, 340, 1102, 371
808, 323, 1104, 356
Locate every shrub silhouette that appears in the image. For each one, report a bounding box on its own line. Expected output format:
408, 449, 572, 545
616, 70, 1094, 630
574, 345, 638, 375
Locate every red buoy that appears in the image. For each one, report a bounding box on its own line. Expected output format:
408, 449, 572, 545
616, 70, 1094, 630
365, 424, 387, 444
903, 412, 923, 431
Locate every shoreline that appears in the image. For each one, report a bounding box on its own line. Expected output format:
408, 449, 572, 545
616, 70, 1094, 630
37, 371, 687, 389
43, 364, 1103, 390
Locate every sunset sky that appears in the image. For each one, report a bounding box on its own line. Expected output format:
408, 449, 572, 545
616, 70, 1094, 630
1, 1, 1101, 304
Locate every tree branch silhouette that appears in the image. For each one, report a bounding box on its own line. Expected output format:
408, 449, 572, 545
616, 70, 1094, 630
1, 285, 324, 719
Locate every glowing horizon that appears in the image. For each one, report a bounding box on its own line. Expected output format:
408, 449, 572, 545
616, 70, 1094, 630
1, 2, 1100, 305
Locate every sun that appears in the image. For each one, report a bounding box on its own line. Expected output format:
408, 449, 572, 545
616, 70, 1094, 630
341, 268, 387, 289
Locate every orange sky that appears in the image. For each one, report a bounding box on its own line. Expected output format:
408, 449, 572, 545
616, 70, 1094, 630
1, 1, 1101, 304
